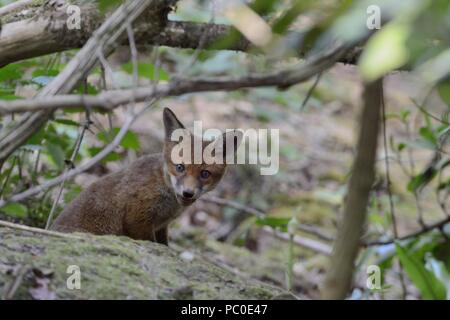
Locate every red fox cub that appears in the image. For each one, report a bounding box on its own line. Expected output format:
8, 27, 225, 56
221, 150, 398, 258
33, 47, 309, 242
51, 108, 243, 245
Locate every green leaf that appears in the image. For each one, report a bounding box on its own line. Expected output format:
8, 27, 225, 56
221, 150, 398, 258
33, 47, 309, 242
207, 28, 243, 51
400, 110, 411, 121
407, 169, 437, 192
397, 142, 406, 152
419, 127, 438, 147
425, 254, 450, 299
272, 1, 312, 34
97, 128, 140, 151
255, 217, 290, 230
64, 185, 83, 204
1, 203, 28, 219
396, 243, 446, 299
359, 22, 410, 82
88, 147, 121, 163
74, 82, 98, 95
249, 0, 278, 16
98, 0, 123, 12
121, 62, 170, 81
45, 142, 66, 169
121, 130, 140, 150
53, 119, 81, 127
0, 64, 23, 82
0, 94, 22, 101
32, 69, 59, 77
437, 81, 450, 107
25, 128, 46, 146
403, 139, 437, 151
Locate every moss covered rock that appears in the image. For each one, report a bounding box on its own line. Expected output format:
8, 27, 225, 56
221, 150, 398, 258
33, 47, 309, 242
0, 224, 284, 299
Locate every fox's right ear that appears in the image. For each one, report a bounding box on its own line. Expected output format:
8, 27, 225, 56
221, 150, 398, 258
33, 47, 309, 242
163, 108, 185, 140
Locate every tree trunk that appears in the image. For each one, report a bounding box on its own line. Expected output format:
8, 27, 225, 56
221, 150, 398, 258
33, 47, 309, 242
321, 79, 383, 299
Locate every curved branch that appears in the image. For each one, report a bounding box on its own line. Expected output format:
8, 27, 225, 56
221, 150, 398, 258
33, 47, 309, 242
364, 215, 450, 246
0, 45, 350, 115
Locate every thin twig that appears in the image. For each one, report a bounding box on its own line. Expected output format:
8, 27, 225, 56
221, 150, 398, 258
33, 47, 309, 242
300, 72, 322, 111
436, 169, 450, 218
176, 0, 216, 77
411, 97, 449, 125
201, 196, 265, 219
0, 220, 87, 240
126, 22, 139, 116
261, 226, 332, 256
381, 86, 399, 238
97, 49, 119, 90
364, 215, 450, 246
2, 264, 30, 300
32, 149, 41, 186
0, 156, 17, 199
45, 113, 91, 229
381, 80, 407, 299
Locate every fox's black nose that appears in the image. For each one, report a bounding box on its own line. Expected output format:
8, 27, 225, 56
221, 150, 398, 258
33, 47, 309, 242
182, 190, 195, 199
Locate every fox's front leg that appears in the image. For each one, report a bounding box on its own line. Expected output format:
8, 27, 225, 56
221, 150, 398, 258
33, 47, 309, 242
155, 227, 169, 246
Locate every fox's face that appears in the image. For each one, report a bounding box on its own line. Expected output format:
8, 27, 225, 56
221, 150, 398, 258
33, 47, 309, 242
162, 108, 242, 206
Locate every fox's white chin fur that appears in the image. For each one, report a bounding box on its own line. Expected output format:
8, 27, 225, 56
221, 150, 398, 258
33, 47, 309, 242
169, 175, 197, 206
176, 195, 196, 206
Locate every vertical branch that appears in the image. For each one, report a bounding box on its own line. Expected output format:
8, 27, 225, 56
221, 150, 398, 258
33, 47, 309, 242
321, 79, 383, 299
381, 91, 408, 299
44, 108, 91, 230
381, 94, 398, 238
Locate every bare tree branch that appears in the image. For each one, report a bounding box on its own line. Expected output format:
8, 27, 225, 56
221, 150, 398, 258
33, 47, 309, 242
261, 226, 332, 256
364, 215, 450, 246
0, 0, 182, 67
0, 220, 84, 240
0, 0, 33, 17
151, 21, 250, 52
0, 45, 350, 116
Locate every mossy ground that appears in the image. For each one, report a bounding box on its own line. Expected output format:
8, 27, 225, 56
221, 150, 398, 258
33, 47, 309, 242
0, 227, 285, 299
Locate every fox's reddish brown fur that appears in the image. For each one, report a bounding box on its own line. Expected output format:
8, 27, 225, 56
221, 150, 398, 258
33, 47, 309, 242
51, 108, 242, 245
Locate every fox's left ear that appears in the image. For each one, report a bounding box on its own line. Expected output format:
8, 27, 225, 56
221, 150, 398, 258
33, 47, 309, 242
220, 130, 244, 158
163, 108, 185, 140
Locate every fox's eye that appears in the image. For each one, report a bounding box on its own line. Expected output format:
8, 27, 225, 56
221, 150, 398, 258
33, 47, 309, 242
175, 164, 185, 173
200, 170, 211, 179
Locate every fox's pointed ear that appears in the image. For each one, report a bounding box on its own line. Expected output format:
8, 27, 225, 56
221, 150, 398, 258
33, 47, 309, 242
163, 108, 185, 140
